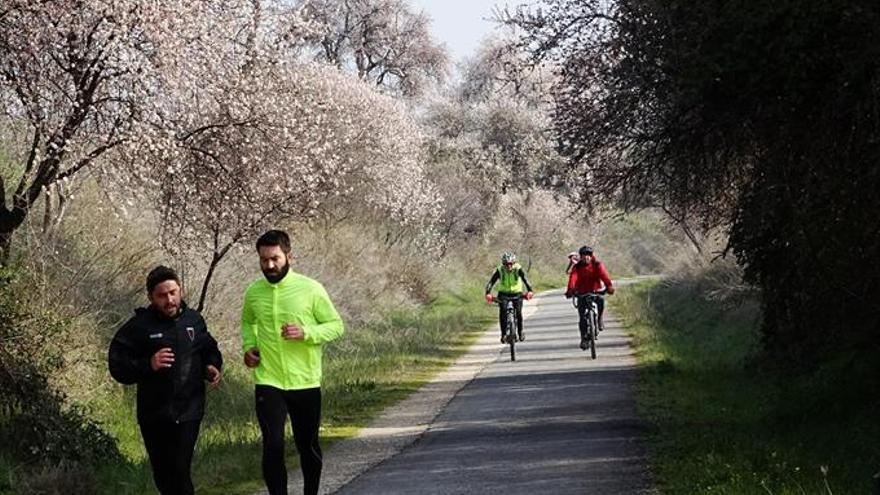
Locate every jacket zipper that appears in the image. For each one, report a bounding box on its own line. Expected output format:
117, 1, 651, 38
171, 319, 180, 423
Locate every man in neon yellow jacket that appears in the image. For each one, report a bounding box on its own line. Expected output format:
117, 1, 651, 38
240, 229, 344, 495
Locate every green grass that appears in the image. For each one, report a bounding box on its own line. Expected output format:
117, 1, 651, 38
614, 280, 880, 495
87, 279, 495, 494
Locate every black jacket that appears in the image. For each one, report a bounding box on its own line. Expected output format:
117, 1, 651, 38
108, 303, 222, 424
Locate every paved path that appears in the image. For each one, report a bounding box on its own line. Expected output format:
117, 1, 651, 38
266, 286, 653, 494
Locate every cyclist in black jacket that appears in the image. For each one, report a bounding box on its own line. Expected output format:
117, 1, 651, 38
109, 266, 223, 495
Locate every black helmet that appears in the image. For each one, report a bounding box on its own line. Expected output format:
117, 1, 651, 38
578, 246, 593, 256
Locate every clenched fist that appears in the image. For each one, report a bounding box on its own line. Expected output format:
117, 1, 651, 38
151, 348, 174, 371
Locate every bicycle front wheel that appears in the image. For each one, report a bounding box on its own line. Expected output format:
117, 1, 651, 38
507, 311, 517, 361
587, 313, 597, 360
591, 310, 599, 341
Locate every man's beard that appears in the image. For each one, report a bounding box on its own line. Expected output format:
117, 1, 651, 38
164, 302, 180, 316
262, 261, 290, 284
154, 301, 180, 318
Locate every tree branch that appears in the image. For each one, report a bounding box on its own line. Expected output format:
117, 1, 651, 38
13, 128, 41, 200
55, 139, 125, 183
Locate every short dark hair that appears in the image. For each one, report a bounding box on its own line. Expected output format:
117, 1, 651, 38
146, 265, 180, 294
578, 245, 594, 256
256, 229, 291, 253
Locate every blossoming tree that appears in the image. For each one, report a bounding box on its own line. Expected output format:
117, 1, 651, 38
108, 0, 440, 311
0, 0, 194, 256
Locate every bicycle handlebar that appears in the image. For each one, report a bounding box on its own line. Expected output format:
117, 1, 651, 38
573, 288, 608, 297
492, 295, 524, 304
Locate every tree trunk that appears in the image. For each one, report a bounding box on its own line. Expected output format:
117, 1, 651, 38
197, 252, 222, 313
659, 205, 704, 255
0, 207, 28, 265
196, 232, 236, 313
0, 233, 11, 266
42, 186, 53, 234
51, 184, 69, 233
679, 221, 704, 256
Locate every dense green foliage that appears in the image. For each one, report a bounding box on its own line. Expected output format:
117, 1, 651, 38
0, 268, 119, 493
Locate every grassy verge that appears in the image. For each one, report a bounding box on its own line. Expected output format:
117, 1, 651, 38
614, 279, 880, 494
91, 280, 495, 494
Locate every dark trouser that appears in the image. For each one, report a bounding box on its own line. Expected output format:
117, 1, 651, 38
255, 385, 323, 495
576, 295, 605, 338
139, 420, 201, 495
497, 294, 523, 337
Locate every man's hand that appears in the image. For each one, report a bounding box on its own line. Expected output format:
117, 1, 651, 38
244, 347, 261, 368
281, 323, 305, 341
607, 287, 615, 295
205, 365, 222, 388
150, 348, 174, 371
485, 294, 494, 304
564, 291, 572, 299
525, 291, 534, 301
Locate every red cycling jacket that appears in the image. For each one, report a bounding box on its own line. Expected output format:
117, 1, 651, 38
566, 259, 613, 296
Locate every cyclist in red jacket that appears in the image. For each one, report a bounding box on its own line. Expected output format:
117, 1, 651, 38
565, 246, 615, 348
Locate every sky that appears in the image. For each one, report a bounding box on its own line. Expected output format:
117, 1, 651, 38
409, 0, 518, 63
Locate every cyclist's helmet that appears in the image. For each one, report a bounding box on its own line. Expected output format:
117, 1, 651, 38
501, 252, 517, 264
578, 246, 593, 257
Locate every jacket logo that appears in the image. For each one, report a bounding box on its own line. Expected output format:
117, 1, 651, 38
149, 333, 163, 339
186, 327, 195, 341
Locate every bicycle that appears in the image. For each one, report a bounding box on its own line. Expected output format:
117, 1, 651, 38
572, 288, 607, 360
493, 294, 523, 362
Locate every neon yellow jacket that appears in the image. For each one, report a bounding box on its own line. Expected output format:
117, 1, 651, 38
240, 270, 344, 390
495, 262, 524, 293
485, 262, 532, 295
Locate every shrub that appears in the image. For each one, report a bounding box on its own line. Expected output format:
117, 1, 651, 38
0, 266, 119, 466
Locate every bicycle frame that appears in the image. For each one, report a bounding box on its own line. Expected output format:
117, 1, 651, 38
574, 290, 606, 359
494, 294, 523, 361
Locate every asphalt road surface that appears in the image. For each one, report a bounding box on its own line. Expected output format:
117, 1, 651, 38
335, 289, 653, 494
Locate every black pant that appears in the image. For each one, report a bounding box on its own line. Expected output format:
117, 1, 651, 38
255, 385, 323, 495
497, 294, 523, 337
139, 420, 201, 495
576, 295, 605, 337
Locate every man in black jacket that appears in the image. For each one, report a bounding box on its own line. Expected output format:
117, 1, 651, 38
109, 266, 223, 495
